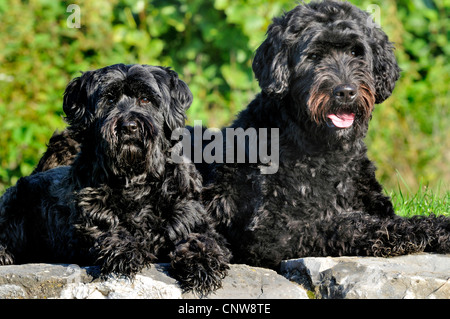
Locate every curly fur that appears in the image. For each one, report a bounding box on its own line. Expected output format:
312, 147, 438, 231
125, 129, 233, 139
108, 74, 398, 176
200, 1, 450, 269
0, 64, 230, 295
33, 129, 80, 173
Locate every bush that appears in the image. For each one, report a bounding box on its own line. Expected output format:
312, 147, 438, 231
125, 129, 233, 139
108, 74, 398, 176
0, 0, 448, 194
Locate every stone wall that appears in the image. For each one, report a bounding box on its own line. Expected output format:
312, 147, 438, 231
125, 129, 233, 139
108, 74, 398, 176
0, 253, 448, 299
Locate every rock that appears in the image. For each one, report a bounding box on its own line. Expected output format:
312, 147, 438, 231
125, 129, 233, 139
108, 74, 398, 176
0, 263, 308, 299
280, 253, 450, 299
3, 254, 447, 299
184, 264, 308, 299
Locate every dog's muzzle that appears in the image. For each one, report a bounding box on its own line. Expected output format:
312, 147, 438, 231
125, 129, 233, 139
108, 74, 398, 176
117, 114, 156, 142
118, 117, 153, 152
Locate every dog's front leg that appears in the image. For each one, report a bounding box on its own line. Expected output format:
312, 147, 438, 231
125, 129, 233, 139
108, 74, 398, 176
76, 187, 158, 277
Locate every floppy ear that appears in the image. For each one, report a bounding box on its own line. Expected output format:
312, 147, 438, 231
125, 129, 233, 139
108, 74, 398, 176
370, 27, 401, 104
165, 68, 193, 131
252, 21, 291, 98
63, 70, 95, 128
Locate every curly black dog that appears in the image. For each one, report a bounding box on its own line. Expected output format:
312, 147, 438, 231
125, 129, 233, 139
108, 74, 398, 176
0, 64, 230, 295
201, 1, 450, 269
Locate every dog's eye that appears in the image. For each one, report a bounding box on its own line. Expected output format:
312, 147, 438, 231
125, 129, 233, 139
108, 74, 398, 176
308, 53, 319, 60
350, 47, 364, 58
140, 97, 150, 105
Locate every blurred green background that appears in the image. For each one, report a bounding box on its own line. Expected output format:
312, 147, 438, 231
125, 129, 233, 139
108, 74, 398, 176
0, 0, 449, 194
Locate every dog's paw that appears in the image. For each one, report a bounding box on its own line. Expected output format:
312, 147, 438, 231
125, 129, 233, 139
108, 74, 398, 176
0, 247, 14, 265
170, 233, 229, 296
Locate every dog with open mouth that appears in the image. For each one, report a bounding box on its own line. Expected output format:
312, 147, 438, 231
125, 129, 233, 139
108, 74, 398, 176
201, 1, 450, 268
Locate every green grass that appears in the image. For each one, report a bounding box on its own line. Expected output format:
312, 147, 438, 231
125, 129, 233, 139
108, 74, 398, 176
388, 183, 449, 218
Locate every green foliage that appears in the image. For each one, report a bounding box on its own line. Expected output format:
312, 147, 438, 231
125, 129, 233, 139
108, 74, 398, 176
0, 0, 448, 195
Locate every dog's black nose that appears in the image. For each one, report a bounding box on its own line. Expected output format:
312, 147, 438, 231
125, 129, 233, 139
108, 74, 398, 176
122, 121, 139, 134
333, 84, 357, 102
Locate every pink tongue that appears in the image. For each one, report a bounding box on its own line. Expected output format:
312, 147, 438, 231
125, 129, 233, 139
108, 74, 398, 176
327, 113, 355, 128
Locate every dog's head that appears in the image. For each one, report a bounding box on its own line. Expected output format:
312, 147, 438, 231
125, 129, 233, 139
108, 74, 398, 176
252, 1, 400, 139
63, 64, 193, 180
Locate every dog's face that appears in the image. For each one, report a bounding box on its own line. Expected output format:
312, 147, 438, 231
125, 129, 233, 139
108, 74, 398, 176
252, 1, 400, 140
63, 64, 192, 178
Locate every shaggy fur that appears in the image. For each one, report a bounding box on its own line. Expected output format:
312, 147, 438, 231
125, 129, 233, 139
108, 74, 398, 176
200, 1, 450, 269
32, 129, 80, 173
0, 64, 230, 295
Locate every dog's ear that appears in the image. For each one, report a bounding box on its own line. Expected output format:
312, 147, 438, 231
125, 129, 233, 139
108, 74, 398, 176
370, 27, 401, 104
165, 68, 193, 131
63, 70, 95, 127
252, 22, 290, 98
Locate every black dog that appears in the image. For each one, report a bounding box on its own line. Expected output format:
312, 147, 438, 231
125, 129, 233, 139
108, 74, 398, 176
200, 1, 450, 269
0, 64, 230, 295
